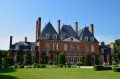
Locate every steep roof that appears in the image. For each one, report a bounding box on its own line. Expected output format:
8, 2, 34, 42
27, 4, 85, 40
40, 22, 60, 40
60, 25, 78, 40
78, 27, 98, 42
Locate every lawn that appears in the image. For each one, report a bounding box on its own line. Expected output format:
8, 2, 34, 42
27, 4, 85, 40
0, 68, 120, 79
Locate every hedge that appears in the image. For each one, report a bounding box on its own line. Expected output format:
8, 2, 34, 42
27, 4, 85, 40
76, 62, 83, 66
2, 57, 14, 68
58, 53, 65, 65
94, 65, 112, 71
113, 67, 120, 72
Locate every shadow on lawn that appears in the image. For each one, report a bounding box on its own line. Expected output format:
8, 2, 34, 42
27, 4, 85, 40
0, 69, 19, 79
0, 75, 18, 79
0, 68, 16, 73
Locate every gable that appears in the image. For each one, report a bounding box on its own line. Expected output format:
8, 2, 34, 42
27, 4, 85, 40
62, 36, 80, 42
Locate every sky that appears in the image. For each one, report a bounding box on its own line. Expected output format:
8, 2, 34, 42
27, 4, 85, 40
0, 0, 120, 50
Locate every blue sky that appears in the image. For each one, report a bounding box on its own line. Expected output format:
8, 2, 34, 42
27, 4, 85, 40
0, 0, 120, 50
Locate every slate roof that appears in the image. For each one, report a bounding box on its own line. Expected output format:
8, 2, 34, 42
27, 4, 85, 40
99, 46, 111, 53
40, 22, 60, 40
60, 25, 78, 40
78, 27, 98, 42
10, 41, 38, 51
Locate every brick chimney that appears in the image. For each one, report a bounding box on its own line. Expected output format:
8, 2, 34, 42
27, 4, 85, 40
36, 17, 41, 41
9, 36, 13, 49
74, 22, 78, 34
57, 19, 60, 34
110, 42, 115, 49
25, 37, 27, 42
90, 24, 94, 36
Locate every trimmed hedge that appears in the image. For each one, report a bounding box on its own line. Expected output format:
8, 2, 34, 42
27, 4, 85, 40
58, 53, 65, 65
2, 57, 14, 68
113, 67, 120, 72
76, 62, 83, 66
94, 65, 112, 71
41, 64, 46, 68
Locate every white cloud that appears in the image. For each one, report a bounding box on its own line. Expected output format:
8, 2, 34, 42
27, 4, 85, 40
95, 34, 117, 44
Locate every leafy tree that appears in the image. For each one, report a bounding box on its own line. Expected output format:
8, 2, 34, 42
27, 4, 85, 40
84, 53, 92, 66
115, 39, 120, 46
40, 51, 47, 64
58, 53, 65, 65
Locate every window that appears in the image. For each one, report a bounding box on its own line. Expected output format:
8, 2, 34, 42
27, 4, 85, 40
31, 45, 35, 51
84, 36, 88, 41
91, 45, 94, 52
101, 49, 104, 53
85, 45, 89, 52
53, 43, 58, 51
76, 44, 80, 52
53, 34, 57, 40
70, 44, 74, 52
64, 44, 68, 51
46, 34, 50, 39
15, 45, 19, 50
45, 42, 50, 51
111, 49, 114, 54
91, 37, 94, 42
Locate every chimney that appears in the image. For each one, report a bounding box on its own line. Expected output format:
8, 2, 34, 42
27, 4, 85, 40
57, 19, 60, 34
36, 17, 41, 41
110, 42, 115, 49
90, 24, 94, 36
101, 42, 105, 46
25, 37, 27, 42
9, 36, 13, 49
74, 22, 78, 34
36, 20, 38, 41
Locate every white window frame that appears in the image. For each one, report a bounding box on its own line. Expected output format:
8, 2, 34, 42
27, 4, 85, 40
53, 34, 57, 40
84, 36, 88, 41
76, 44, 80, 52
91, 37, 94, 42
46, 34, 50, 39
31, 45, 35, 51
70, 44, 74, 52
64, 44, 68, 51
15, 45, 19, 50
91, 45, 94, 52
53, 43, 58, 51
45, 42, 50, 51
85, 45, 89, 52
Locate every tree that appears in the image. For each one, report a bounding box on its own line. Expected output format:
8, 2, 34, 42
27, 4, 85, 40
40, 51, 47, 64
58, 53, 65, 65
84, 53, 92, 66
115, 39, 120, 46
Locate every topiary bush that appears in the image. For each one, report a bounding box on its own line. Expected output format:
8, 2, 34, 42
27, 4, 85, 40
84, 53, 92, 66
58, 53, 65, 65
2, 57, 14, 68
76, 62, 83, 66
19, 65, 24, 68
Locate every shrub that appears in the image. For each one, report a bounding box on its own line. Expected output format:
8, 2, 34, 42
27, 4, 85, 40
58, 53, 65, 65
19, 65, 24, 68
66, 62, 71, 65
2, 57, 14, 67
84, 53, 92, 66
32, 63, 37, 68
112, 61, 118, 65
41, 64, 46, 68
59, 64, 63, 68
36, 64, 41, 68
67, 65, 71, 68
76, 62, 83, 66
113, 67, 120, 72
0, 57, 2, 65
94, 65, 112, 71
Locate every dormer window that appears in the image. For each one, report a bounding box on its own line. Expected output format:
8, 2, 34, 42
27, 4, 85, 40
31, 45, 35, 51
53, 34, 57, 40
84, 36, 88, 42
46, 34, 50, 39
15, 45, 19, 50
91, 37, 94, 42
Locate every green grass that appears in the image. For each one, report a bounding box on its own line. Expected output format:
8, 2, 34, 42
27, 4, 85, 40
0, 68, 120, 79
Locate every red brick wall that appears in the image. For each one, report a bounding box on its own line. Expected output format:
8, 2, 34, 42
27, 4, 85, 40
39, 40, 99, 56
